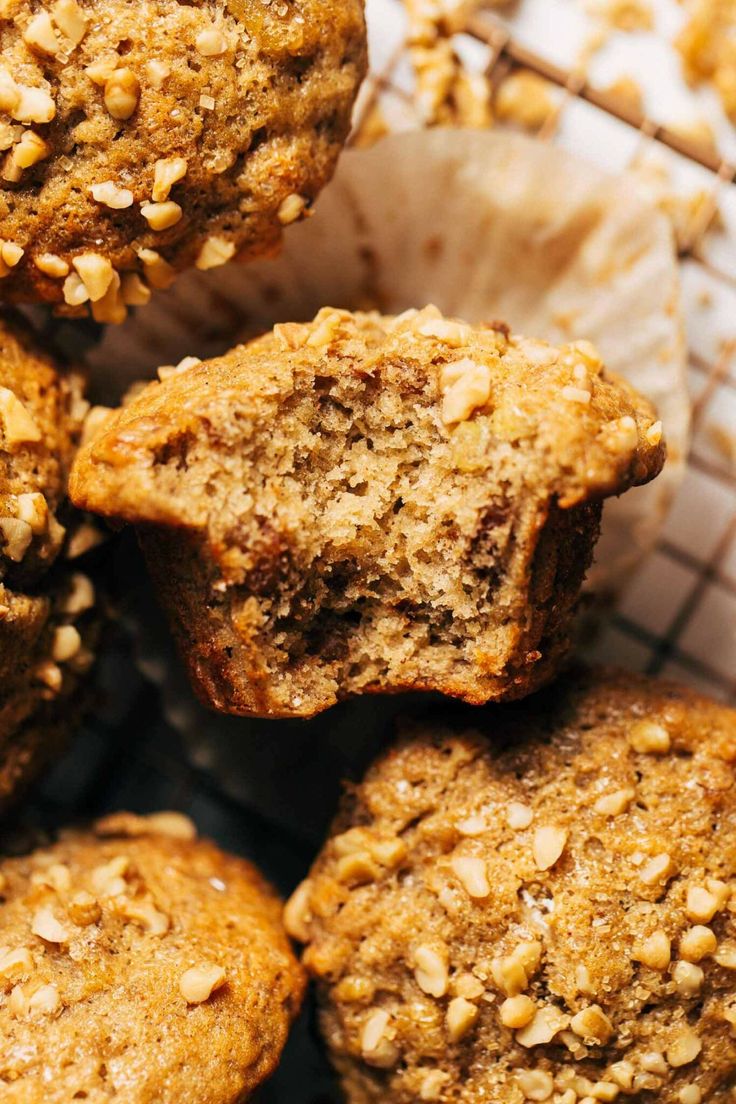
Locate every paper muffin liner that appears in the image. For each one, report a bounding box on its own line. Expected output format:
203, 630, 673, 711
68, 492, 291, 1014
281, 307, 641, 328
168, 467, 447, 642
79, 129, 689, 839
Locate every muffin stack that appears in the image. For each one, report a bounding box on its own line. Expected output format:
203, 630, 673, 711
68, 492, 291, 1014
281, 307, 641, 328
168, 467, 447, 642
1, 2, 734, 1103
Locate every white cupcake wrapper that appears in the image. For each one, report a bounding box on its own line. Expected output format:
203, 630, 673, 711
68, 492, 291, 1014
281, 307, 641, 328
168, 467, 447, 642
83, 129, 689, 834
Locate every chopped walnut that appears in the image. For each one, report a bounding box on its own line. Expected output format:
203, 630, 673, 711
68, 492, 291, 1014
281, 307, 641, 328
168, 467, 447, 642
140, 200, 183, 231
72, 252, 114, 302
0, 386, 41, 446
12, 84, 56, 124
507, 802, 534, 830
456, 814, 487, 836
361, 1008, 398, 1068
420, 1070, 450, 1101
196, 27, 227, 55
114, 896, 170, 935
104, 68, 140, 120
23, 12, 60, 56
440, 359, 492, 425
120, 272, 151, 307
278, 193, 308, 225
51, 625, 82, 663
673, 960, 704, 996
533, 825, 568, 870
52, 0, 87, 44
29, 982, 61, 1015
195, 236, 235, 270
679, 924, 716, 962
633, 929, 670, 970
492, 942, 542, 997
86, 54, 118, 85
639, 853, 675, 887
686, 884, 725, 924
667, 1029, 702, 1067
446, 995, 479, 1042
284, 878, 313, 943
90, 180, 134, 209
628, 720, 670, 754
179, 962, 226, 1004
35, 252, 69, 278
450, 854, 490, 898
645, 420, 663, 446
0, 518, 32, 562
413, 943, 449, 998
16, 491, 48, 534
516, 1070, 554, 1101
31, 906, 70, 944
516, 1005, 569, 1047
418, 317, 471, 346
6, 130, 50, 180
569, 1004, 614, 1045
67, 891, 101, 926
136, 248, 176, 289
91, 855, 130, 898
0, 946, 33, 981
594, 788, 634, 816
500, 994, 536, 1028
152, 156, 188, 202
145, 59, 170, 89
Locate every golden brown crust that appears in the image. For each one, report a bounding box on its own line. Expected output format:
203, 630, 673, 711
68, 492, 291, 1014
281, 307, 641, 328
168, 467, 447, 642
0, 813, 306, 1103
0, 0, 366, 313
0, 314, 94, 811
70, 308, 664, 719
290, 668, 736, 1104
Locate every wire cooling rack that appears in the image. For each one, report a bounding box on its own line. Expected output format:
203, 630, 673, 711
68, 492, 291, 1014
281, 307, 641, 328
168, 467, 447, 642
358, 0, 736, 705
13, 4, 736, 1101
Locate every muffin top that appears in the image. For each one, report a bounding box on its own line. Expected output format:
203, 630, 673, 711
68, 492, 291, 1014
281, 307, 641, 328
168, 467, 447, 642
70, 306, 664, 528
0, 812, 305, 1103
0, 0, 366, 314
288, 668, 736, 1103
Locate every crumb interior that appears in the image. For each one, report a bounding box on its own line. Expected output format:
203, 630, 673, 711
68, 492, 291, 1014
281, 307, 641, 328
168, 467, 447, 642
140, 344, 595, 714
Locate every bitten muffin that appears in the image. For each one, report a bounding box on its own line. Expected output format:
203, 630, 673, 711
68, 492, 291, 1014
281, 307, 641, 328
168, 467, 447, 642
0, 0, 366, 316
0, 811, 306, 1102
286, 668, 736, 1104
70, 307, 664, 719
0, 315, 95, 811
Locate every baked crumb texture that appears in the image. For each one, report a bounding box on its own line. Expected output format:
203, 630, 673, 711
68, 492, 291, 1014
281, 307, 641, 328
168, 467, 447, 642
288, 668, 736, 1104
0, 316, 95, 811
70, 307, 665, 719
0, 812, 305, 1102
0, 0, 366, 313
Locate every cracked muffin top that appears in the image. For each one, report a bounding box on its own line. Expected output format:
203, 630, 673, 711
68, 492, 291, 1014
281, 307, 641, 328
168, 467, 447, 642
0, 0, 366, 316
0, 811, 305, 1103
287, 668, 736, 1104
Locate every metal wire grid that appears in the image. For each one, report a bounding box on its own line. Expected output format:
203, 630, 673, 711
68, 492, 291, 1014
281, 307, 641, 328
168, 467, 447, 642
11, 9, 736, 1100
353, 0, 736, 705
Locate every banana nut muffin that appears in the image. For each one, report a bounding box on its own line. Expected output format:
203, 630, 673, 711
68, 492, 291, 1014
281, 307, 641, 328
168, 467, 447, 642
0, 314, 95, 811
0, 0, 366, 316
70, 306, 665, 719
286, 668, 736, 1104
0, 810, 306, 1102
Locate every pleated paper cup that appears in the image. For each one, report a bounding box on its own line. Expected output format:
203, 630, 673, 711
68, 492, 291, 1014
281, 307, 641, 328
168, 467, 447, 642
83, 128, 689, 837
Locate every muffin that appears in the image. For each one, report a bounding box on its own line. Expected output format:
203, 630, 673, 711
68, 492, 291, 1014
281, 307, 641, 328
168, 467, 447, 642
70, 307, 665, 719
0, 315, 94, 811
0, 0, 367, 316
286, 668, 736, 1103
0, 811, 306, 1102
